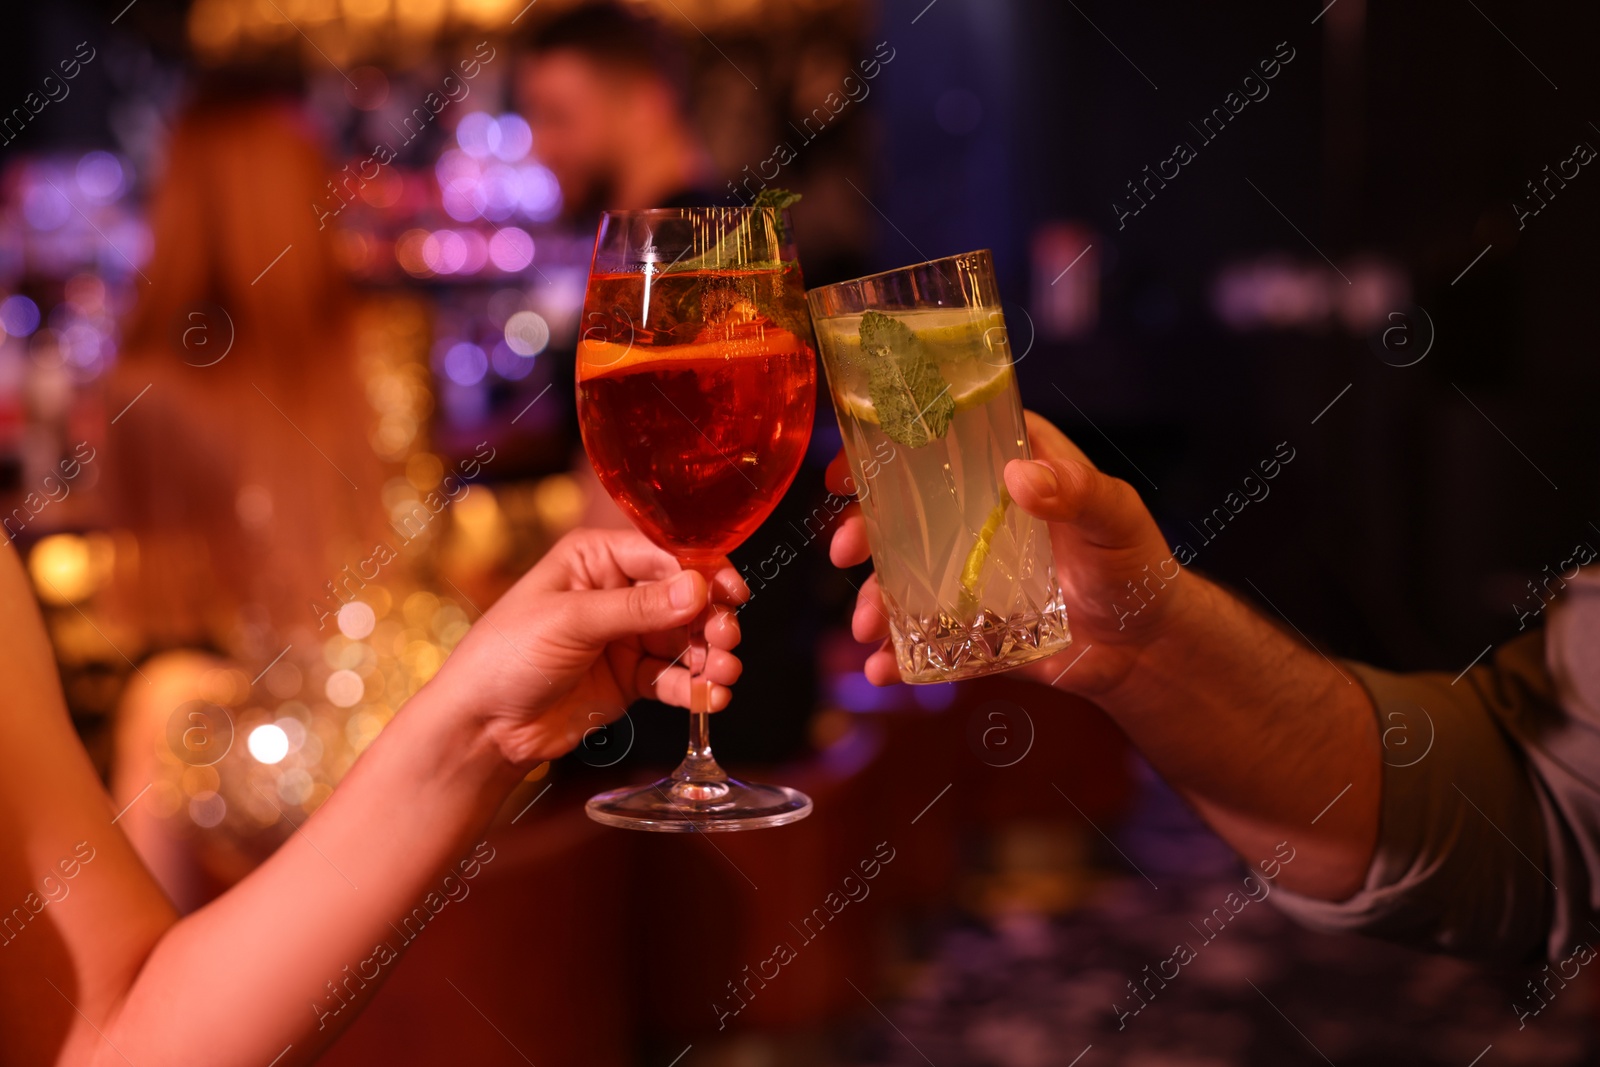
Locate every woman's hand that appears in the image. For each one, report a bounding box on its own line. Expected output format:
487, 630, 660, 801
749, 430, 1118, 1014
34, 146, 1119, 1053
827, 410, 1189, 696
427, 528, 747, 767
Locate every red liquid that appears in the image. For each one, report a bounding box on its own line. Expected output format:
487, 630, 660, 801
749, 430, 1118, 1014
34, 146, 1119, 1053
577, 270, 816, 561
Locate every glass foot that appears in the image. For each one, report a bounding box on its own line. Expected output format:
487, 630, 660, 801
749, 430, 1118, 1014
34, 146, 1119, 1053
586, 774, 813, 833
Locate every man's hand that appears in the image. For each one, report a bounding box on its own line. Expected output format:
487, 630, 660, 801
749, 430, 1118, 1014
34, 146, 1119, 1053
828, 410, 1190, 696
827, 409, 1381, 902
429, 528, 746, 767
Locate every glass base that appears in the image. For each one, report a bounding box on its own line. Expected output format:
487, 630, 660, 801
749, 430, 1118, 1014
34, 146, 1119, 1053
892, 586, 1072, 684
586, 774, 813, 833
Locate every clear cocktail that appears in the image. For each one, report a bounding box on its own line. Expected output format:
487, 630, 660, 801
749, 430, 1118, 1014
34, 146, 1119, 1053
809, 251, 1071, 683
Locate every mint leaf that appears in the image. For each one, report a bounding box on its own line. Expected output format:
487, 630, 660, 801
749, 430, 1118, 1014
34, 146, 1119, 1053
751, 188, 801, 247
751, 188, 802, 210
860, 311, 955, 448
663, 188, 801, 275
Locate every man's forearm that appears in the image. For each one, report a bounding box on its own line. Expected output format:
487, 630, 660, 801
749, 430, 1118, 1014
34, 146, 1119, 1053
1090, 572, 1382, 900
103, 683, 527, 1067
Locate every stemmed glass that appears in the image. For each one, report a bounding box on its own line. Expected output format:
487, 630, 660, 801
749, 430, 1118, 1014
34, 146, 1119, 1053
576, 205, 816, 831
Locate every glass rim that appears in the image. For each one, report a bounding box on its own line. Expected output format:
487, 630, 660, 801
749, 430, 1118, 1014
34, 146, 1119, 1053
596, 205, 789, 219
808, 247, 994, 294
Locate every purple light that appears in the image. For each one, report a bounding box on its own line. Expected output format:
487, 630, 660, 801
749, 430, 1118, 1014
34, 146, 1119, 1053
442, 184, 485, 222
443, 342, 488, 386
827, 672, 902, 713
106, 220, 152, 276
493, 114, 533, 161
62, 323, 104, 371
480, 163, 520, 221
488, 228, 534, 272
76, 152, 125, 201
22, 183, 72, 231
490, 340, 535, 381
1, 295, 41, 336
436, 149, 484, 221
435, 148, 479, 186
456, 112, 496, 160
516, 164, 562, 221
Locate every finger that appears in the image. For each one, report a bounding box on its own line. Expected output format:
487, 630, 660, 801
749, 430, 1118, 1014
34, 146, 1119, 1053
641, 625, 690, 662
635, 646, 741, 691
557, 570, 706, 647
828, 505, 872, 569
864, 645, 900, 687
825, 450, 858, 497
705, 561, 751, 607
645, 660, 734, 713
702, 647, 743, 687
851, 573, 891, 644
534, 528, 679, 592
638, 604, 740, 666
1004, 456, 1154, 551
705, 604, 741, 651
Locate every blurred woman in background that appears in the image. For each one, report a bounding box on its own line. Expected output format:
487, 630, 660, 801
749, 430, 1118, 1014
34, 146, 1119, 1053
105, 88, 393, 909
112, 89, 383, 648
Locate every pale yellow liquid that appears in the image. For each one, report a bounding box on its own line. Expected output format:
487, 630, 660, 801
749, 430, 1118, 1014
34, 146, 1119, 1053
815, 307, 1071, 683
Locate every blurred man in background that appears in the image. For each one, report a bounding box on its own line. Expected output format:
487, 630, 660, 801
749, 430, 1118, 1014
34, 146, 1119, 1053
514, 1, 716, 214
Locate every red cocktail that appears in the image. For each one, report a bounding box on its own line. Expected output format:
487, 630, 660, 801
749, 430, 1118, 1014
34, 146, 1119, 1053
576, 207, 816, 831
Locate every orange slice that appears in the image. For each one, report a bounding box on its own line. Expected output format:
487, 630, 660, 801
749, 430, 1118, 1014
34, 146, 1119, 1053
578, 326, 807, 381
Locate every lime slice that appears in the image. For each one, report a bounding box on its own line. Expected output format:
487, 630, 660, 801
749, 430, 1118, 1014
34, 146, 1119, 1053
915, 317, 995, 352
832, 363, 1011, 425
948, 363, 1013, 412
958, 487, 1011, 615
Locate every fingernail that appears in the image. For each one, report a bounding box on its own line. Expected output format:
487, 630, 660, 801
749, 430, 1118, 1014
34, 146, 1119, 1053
1016, 460, 1059, 500
670, 572, 698, 609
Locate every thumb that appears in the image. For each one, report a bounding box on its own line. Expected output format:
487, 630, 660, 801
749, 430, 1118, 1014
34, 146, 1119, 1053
559, 570, 706, 647
1005, 456, 1156, 551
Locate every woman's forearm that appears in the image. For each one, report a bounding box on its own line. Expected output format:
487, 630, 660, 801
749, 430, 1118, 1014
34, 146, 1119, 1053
103, 683, 526, 1067
1092, 572, 1382, 900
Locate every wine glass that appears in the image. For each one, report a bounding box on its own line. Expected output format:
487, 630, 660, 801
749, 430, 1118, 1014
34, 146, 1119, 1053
576, 205, 816, 832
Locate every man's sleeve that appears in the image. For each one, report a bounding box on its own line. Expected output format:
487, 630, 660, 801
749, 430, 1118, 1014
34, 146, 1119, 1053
1270, 627, 1600, 964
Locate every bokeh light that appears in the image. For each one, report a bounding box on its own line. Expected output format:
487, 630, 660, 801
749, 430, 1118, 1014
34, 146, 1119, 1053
75, 152, 126, 201
493, 113, 533, 161
503, 310, 550, 356
490, 341, 535, 380
1, 295, 41, 337
443, 341, 488, 386
325, 669, 365, 708
338, 601, 377, 639
516, 163, 561, 220
488, 228, 533, 272
29, 533, 113, 605
247, 723, 290, 765
456, 111, 496, 159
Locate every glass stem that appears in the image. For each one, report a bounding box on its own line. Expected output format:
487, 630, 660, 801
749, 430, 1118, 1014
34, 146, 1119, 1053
686, 608, 713, 761
670, 565, 729, 801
